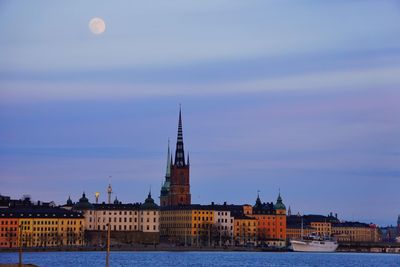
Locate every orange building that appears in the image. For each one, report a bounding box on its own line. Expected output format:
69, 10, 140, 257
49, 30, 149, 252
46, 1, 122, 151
0, 218, 19, 248
248, 193, 287, 247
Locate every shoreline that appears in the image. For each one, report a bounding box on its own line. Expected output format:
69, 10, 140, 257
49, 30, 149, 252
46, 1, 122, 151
1, 245, 399, 254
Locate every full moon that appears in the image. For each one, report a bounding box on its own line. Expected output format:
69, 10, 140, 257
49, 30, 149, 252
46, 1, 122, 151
89, 17, 106, 35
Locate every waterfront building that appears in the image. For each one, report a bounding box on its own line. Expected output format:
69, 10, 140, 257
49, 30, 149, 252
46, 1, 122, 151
286, 217, 314, 240
286, 214, 339, 241
73, 191, 160, 245
0, 216, 18, 248
160, 204, 234, 246
160, 108, 191, 207
0, 208, 84, 248
240, 193, 287, 247
332, 222, 380, 242
213, 206, 234, 245
233, 215, 257, 245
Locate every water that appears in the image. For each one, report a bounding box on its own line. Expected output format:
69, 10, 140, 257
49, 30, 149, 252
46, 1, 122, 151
0, 251, 399, 267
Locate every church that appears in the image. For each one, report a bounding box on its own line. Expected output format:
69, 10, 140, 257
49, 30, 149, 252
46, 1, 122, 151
160, 108, 191, 207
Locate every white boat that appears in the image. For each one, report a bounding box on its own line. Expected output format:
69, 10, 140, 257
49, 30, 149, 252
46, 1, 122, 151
291, 234, 338, 252
290, 218, 338, 252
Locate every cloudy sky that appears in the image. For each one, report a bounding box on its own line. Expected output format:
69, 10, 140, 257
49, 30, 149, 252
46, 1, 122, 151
0, 0, 399, 226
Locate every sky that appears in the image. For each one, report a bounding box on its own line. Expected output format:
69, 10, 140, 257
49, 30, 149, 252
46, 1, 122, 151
0, 0, 399, 226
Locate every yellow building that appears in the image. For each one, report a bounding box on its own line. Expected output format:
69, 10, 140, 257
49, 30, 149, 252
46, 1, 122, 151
161, 204, 233, 246
286, 214, 339, 241
160, 207, 192, 245
233, 215, 257, 245
332, 222, 381, 242
310, 222, 332, 237
286, 226, 314, 240
1, 208, 84, 247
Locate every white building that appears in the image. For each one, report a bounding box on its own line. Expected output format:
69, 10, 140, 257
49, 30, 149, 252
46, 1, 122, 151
213, 208, 234, 245
71, 191, 160, 244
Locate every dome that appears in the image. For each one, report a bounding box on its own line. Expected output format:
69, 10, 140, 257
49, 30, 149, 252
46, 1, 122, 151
74, 192, 93, 210
141, 192, 159, 210
274, 193, 286, 210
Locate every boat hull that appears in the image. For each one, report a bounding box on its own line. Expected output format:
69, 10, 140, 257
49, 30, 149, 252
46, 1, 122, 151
290, 239, 338, 252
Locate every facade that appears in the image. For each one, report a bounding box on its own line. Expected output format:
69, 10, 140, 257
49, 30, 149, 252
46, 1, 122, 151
160, 109, 191, 207
332, 222, 380, 242
250, 193, 287, 244
73, 191, 160, 245
286, 214, 339, 241
160, 204, 234, 246
0, 208, 84, 248
213, 208, 234, 245
0, 217, 18, 248
233, 215, 257, 245
286, 214, 380, 243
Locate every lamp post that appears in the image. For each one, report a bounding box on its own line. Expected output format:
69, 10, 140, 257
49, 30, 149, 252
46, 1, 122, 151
18, 224, 22, 267
106, 223, 110, 267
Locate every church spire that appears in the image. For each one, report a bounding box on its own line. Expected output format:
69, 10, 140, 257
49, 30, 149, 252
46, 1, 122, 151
174, 106, 186, 167
165, 139, 171, 178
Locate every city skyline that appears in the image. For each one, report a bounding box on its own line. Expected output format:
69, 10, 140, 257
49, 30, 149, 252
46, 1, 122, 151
1, 1, 400, 226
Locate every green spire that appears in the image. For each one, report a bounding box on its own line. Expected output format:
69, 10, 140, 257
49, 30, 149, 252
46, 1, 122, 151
274, 191, 286, 210
165, 139, 171, 178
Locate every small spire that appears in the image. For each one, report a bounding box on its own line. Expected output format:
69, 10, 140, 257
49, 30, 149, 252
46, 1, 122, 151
255, 190, 261, 206
149, 186, 152, 198
165, 139, 171, 178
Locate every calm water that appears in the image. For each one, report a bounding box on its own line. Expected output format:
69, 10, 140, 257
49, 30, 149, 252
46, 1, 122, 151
0, 251, 399, 267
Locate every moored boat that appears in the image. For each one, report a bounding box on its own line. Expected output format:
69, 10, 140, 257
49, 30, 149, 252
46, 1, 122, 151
290, 233, 338, 252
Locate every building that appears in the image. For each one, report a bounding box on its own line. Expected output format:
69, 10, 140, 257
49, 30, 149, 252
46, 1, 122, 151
0, 208, 84, 248
213, 206, 234, 245
286, 216, 314, 241
73, 191, 160, 245
239, 193, 287, 247
332, 222, 380, 242
160, 204, 234, 246
160, 108, 191, 207
233, 215, 257, 246
251, 193, 286, 246
0, 216, 18, 248
286, 214, 339, 241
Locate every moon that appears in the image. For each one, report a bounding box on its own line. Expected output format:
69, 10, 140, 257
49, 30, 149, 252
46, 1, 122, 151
89, 17, 106, 35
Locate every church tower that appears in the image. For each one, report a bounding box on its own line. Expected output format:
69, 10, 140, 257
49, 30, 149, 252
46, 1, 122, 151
160, 108, 191, 206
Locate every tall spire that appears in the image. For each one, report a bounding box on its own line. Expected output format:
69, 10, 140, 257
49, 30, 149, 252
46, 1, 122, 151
174, 106, 186, 167
165, 139, 171, 178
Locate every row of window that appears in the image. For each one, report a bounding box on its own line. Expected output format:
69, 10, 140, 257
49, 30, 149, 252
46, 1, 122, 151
193, 217, 212, 221
94, 224, 157, 231
0, 242, 17, 246
0, 227, 17, 231
20, 220, 82, 225
89, 217, 157, 223
0, 221, 17, 225
217, 218, 233, 223
89, 211, 158, 216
